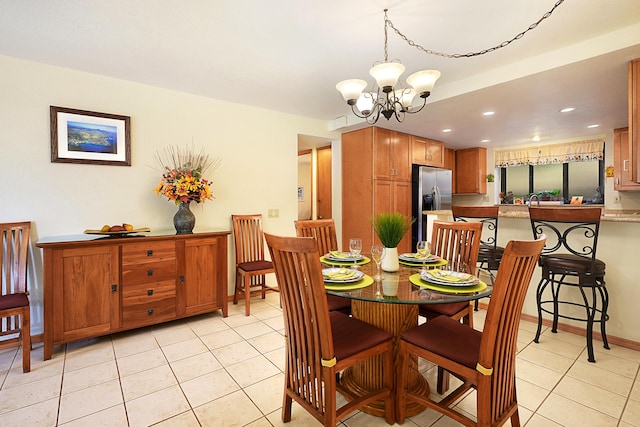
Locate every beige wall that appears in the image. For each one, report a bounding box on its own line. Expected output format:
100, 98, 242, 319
0, 55, 340, 334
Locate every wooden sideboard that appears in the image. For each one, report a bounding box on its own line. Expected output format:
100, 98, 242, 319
36, 230, 230, 360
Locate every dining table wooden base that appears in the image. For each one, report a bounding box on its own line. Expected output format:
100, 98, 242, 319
340, 299, 429, 420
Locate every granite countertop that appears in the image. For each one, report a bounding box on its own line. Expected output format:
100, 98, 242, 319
424, 206, 640, 223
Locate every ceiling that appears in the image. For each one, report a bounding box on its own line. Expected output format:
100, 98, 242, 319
2, 0, 640, 150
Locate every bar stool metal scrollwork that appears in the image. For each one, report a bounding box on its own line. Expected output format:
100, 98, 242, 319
528, 207, 609, 362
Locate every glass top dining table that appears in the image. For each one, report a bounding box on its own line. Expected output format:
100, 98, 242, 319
322, 255, 492, 305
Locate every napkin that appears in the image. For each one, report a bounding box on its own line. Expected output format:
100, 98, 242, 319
329, 251, 353, 259
427, 270, 474, 283
323, 269, 356, 280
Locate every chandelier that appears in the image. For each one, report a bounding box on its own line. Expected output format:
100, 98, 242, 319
336, 2, 566, 124
336, 9, 440, 124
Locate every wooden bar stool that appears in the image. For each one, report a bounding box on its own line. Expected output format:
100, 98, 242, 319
529, 207, 609, 362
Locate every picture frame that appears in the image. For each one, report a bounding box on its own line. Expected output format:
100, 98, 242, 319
50, 106, 131, 166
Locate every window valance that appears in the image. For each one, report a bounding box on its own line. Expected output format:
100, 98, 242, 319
495, 139, 604, 168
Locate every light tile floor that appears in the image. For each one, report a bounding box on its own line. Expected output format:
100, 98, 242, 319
0, 292, 638, 426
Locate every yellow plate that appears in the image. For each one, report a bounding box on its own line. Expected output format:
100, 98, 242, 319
409, 273, 487, 294
320, 255, 371, 266
325, 275, 374, 291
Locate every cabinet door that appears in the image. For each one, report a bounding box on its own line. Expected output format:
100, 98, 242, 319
455, 148, 487, 194
425, 140, 445, 168
393, 132, 412, 181
373, 127, 394, 180
630, 59, 640, 182
444, 148, 456, 193
373, 180, 412, 254
53, 245, 119, 343
614, 128, 640, 191
180, 236, 227, 316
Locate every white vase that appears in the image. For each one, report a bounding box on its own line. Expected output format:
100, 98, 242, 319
381, 247, 399, 272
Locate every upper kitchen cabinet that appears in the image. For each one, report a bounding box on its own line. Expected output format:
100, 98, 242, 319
411, 136, 444, 168
455, 147, 487, 194
444, 148, 456, 193
630, 59, 640, 183
614, 127, 640, 191
373, 127, 412, 181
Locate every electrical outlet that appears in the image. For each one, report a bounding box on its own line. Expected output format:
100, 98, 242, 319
483, 195, 490, 202
268, 209, 279, 218
614, 195, 621, 203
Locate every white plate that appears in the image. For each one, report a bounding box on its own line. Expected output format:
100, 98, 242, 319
399, 253, 440, 263
324, 251, 364, 262
322, 268, 364, 283
420, 269, 478, 287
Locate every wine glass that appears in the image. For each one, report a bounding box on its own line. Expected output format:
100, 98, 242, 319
416, 241, 431, 273
349, 238, 362, 269
371, 244, 385, 282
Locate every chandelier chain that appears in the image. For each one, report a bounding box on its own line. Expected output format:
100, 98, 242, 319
384, 0, 565, 59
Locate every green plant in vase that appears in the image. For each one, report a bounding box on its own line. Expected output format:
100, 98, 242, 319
371, 212, 415, 272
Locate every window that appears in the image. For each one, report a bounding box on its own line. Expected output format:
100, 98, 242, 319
496, 139, 604, 204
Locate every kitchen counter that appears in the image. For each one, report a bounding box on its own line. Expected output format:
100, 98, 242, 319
425, 206, 640, 223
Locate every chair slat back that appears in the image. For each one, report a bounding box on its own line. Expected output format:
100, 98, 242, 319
528, 207, 601, 259
1, 221, 30, 336
1, 222, 30, 296
294, 219, 338, 255
265, 233, 333, 418
232, 214, 267, 263
476, 236, 546, 422
430, 220, 483, 274
452, 205, 500, 249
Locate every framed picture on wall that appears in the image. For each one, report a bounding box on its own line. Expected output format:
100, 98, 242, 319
50, 106, 131, 166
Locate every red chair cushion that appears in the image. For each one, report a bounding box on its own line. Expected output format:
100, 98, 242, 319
421, 301, 470, 317
401, 315, 481, 369
327, 294, 351, 313
329, 311, 392, 361
238, 260, 273, 272
0, 293, 29, 310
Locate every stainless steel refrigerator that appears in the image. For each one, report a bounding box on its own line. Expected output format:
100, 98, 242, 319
412, 165, 453, 249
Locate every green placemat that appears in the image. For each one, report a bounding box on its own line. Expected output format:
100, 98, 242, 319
320, 255, 371, 266
325, 275, 374, 291
399, 259, 448, 268
409, 273, 487, 294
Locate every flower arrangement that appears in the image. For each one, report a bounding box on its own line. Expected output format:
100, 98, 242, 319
154, 145, 221, 205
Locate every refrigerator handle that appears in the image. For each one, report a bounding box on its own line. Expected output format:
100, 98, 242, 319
433, 185, 441, 210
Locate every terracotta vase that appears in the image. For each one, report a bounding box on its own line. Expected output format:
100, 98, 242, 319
173, 202, 195, 234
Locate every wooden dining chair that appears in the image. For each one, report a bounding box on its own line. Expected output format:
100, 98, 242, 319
265, 233, 394, 426
294, 219, 352, 314
232, 214, 275, 316
397, 236, 546, 427
1, 221, 32, 373
419, 220, 483, 328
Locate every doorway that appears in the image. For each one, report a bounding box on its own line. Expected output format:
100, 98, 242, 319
297, 135, 334, 221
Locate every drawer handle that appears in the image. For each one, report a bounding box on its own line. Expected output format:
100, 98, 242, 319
147, 269, 153, 276
148, 309, 154, 316
147, 250, 153, 256
111, 284, 118, 293
147, 289, 153, 296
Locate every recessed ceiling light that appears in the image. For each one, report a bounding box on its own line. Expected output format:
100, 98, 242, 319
481, 139, 490, 143
587, 124, 600, 128
442, 128, 452, 133
532, 135, 541, 142
482, 111, 495, 116
560, 107, 575, 113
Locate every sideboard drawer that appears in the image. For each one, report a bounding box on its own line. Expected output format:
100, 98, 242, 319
122, 299, 177, 327
122, 241, 176, 265
122, 280, 176, 306
121, 259, 176, 285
